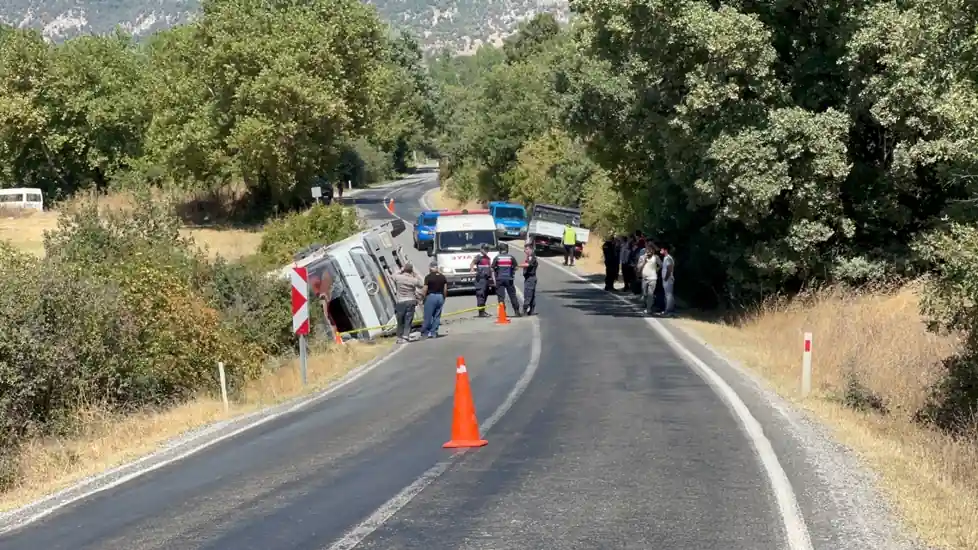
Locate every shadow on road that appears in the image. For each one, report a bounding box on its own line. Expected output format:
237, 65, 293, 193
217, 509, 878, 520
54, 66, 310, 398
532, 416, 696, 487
541, 287, 645, 318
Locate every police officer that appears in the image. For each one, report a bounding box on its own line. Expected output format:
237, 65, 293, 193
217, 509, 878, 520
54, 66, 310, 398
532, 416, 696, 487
492, 243, 522, 317
469, 243, 494, 318
521, 244, 538, 316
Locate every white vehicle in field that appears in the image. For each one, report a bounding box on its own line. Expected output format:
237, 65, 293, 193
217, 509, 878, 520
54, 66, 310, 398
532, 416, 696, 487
0, 188, 44, 211
272, 219, 410, 341
526, 203, 590, 257
427, 209, 508, 294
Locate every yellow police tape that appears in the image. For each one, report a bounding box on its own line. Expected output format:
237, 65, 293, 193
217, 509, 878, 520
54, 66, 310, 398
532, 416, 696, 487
335, 304, 493, 337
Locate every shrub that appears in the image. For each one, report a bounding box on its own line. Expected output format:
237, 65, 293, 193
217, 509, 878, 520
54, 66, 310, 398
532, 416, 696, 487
257, 202, 362, 267
0, 196, 291, 485
914, 224, 978, 433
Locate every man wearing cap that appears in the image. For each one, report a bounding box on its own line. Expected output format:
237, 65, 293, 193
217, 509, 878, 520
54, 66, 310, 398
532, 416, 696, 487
469, 243, 494, 318
492, 242, 522, 317
421, 260, 447, 338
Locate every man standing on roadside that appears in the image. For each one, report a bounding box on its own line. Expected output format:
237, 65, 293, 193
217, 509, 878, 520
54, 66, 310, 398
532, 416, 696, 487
659, 244, 676, 316
620, 235, 634, 292
602, 236, 618, 291
562, 223, 578, 266
469, 243, 494, 318
638, 242, 660, 315
391, 262, 423, 343
521, 244, 539, 316
492, 243, 522, 317
421, 260, 447, 339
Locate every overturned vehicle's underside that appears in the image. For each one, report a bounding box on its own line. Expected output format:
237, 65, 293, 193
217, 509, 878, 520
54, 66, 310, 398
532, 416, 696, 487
274, 219, 410, 341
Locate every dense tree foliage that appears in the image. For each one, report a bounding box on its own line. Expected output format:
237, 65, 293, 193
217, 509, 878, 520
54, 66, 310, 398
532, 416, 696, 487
0, 0, 435, 486
0, 0, 436, 216
432, 7, 978, 430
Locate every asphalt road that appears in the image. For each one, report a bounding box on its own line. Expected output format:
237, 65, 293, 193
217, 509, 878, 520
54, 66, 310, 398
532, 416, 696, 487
0, 170, 917, 550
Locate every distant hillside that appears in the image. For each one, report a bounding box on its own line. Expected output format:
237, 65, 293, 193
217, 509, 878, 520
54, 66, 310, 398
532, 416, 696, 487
0, 0, 570, 52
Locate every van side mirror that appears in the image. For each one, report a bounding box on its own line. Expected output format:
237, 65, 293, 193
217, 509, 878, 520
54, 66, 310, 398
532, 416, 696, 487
502, 243, 510, 253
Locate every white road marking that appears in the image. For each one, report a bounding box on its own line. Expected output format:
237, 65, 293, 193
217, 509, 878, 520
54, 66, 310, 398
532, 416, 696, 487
327, 317, 543, 550
534, 256, 815, 550
0, 328, 409, 536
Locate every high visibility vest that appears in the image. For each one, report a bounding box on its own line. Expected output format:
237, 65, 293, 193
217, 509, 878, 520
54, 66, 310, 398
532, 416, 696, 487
563, 226, 577, 245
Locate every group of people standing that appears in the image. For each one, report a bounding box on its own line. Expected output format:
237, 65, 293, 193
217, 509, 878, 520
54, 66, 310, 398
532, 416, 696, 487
387, 242, 540, 344
602, 232, 675, 316
468, 243, 538, 319
389, 260, 449, 343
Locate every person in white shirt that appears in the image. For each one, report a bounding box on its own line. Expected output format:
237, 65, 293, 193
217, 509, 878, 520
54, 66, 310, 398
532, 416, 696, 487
638, 242, 660, 315
659, 244, 675, 315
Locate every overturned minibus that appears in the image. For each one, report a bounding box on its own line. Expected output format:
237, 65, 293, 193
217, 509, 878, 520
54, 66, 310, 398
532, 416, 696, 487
272, 219, 410, 341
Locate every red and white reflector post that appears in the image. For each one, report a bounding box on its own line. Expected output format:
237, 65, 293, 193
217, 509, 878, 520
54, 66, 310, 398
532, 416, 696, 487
291, 266, 310, 386
801, 332, 813, 397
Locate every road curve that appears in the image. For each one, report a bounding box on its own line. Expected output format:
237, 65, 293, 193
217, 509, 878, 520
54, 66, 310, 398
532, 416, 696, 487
0, 170, 921, 550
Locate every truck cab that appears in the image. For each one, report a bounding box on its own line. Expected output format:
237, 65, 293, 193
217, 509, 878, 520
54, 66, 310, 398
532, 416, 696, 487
427, 210, 506, 294
413, 210, 439, 250
488, 201, 527, 240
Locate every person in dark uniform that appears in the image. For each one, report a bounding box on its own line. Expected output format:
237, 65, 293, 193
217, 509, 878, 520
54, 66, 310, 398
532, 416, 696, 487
602, 236, 618, 291
521, 244, 539, 315
469, 243, 494, 318
492, 243, 522, 317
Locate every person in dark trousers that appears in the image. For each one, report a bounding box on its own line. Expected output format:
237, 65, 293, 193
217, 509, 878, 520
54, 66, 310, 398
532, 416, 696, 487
629, 242, 645, 294
521, 244, 539, 315
619, 235, 634, 292
390, 262, 423, 343
602, 236, 618, 291
421, 260, 447, 338
469, 243, 494, 318
492, 243, 522, 317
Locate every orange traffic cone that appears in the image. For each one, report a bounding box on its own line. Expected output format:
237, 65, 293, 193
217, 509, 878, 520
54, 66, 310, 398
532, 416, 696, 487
495, 301, 510, 325
443, 356, 488, 449
387, 198, 395, 214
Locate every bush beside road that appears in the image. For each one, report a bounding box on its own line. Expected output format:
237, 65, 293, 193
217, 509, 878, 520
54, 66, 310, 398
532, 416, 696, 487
0, 190, 391, 511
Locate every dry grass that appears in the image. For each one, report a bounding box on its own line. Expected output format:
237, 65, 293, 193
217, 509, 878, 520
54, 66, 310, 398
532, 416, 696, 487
0, 190, 263, 260
0, 341, 391, 513
675, 285, 978, 549
427, 188, 484, 211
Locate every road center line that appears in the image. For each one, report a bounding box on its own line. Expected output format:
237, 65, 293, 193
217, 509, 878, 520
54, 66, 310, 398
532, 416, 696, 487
418, 185, 812, 550
326, 316, 543, 550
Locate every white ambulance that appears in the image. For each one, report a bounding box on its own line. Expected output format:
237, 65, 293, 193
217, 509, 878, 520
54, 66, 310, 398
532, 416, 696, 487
427, 209, 508, 294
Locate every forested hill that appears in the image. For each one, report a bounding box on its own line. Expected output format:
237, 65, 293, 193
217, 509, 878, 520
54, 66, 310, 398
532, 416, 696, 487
0, 0, 570, 52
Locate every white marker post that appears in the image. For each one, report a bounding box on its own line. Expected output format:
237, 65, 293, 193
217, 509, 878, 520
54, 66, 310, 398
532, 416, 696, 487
801, 332, 813, 397
292, 266, 311, 386
311, 186, 322, 204
218, 361, 229, 413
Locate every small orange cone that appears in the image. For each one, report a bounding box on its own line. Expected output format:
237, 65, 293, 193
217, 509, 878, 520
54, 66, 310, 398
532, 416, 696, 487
495, 301, 510, 325
443, 356, 488, 449
387, 198, 395, 214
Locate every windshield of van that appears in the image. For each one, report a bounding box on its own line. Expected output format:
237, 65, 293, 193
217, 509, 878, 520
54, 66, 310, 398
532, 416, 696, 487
533, 207, 581, 226
421, 214, 438, 227
494, 207, 524, 220
437, 230, 496, 252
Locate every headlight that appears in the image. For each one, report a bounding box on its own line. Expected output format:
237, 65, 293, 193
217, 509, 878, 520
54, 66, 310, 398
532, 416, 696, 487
496, 223, 506, 230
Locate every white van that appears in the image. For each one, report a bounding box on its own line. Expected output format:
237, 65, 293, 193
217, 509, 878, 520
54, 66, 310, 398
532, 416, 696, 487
0, 188, 44, 211
427, 209, 506, 293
